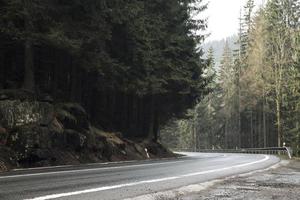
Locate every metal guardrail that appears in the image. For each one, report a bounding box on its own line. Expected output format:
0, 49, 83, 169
173, 147, 293, 159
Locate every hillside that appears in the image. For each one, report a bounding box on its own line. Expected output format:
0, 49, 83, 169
202, 35, 238, 66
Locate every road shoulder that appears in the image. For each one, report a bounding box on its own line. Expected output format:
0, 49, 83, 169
125, 158, 299, 200
179, 159, 300, 200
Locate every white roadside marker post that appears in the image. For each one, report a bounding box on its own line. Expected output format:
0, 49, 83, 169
145, 148, 150, 158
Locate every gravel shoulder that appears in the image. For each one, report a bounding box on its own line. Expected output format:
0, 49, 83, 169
179, 159, 300, 200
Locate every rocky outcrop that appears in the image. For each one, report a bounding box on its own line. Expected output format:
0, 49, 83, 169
0, 100, 53, 129
0, 90, 174, 172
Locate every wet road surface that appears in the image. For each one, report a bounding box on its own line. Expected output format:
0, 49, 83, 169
0, 152, 280, 200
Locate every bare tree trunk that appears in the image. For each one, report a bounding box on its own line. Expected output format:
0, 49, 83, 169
237, 67, 241, 148
208, 94, 213, 148
275, 62, 283, 147
193, 119, 197, 151
250, 110, 253, 148
274, 35, 286, 147
263, 91, 267, 147
225, 117, 228, 149
276, 98, 281, 147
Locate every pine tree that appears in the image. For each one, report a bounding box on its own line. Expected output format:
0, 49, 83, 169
219, 42, 236, 148
264, 0, 295, 147
232, 0, 255, 148
1, 0, 209, 141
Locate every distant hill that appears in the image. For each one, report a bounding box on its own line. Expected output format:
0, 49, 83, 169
202, 35, 238, 66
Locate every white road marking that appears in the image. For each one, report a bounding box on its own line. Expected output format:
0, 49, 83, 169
13, 158, 175, 171
0, 160, 185, 179
12, 165, 73, 171
25, 155, 270, 200
124, 157, 282, 200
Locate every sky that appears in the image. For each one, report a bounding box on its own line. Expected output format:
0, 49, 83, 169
202, 0, 265, 42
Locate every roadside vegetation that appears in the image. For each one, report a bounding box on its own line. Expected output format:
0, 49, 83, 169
161, 0, 300, 157
0, 0, 208, 170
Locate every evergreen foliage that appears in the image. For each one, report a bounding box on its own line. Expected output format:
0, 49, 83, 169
161, 0, 300, 156
0, 0, 208, 141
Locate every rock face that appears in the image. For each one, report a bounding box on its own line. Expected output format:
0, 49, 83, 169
0, 90, 175, 171
0, 97, 93, 167
0, 96, 58, 167
0, 127, 7, 145
0, 100, 53, 129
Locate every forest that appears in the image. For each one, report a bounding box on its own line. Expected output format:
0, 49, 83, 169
161, 0, 300, 156
0, 0, 208, 139
0, 0, 211, 169
0, 0, 299, 170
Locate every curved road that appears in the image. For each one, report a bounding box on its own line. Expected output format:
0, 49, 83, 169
0, 153, 280, 200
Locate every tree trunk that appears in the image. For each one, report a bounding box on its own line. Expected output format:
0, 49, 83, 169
70, 59, 78, 101
136, 96, 141, 135
52, 51, 59, 99
23, 39, 35, 91
109, 88, 116, 130
194, 119, 197, 151
138, 96, 144, 137
122, 92, 128, 133
0, 48, 4, 89
23, 0, 35, 91
132, 95, 139, 136
225, 117, 228, 148
276, 98, 281, 147
148, 94, 155, 140
153, 112, 159, 142
250, 110, 253, 148
263, 97, 267, 148
237, 67, 241, 148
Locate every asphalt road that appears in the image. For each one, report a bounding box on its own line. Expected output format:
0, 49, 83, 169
0, 153, 280, 200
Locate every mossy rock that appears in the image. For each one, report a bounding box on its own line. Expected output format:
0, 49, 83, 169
64, 129, 87, 150
0, 100, 54, 129
55, 103, 90, 131
0, 127, 8, 145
